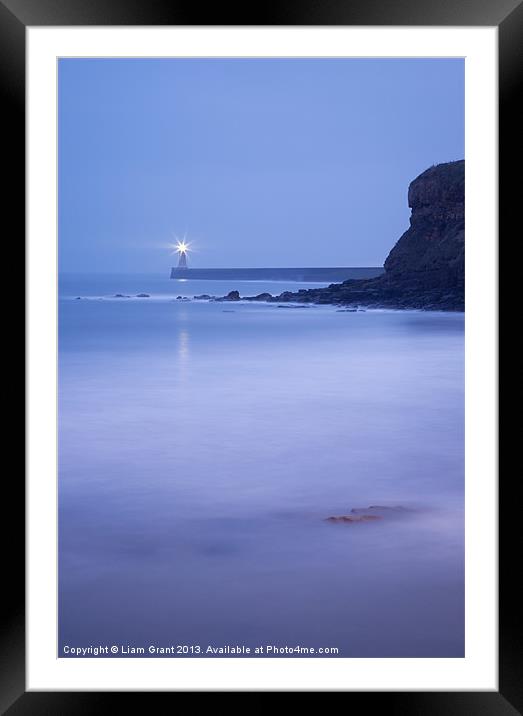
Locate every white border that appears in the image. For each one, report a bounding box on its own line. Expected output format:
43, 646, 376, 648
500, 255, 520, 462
27, 27, 498, 691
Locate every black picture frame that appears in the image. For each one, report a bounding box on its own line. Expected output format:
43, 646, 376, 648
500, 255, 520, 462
4, 0, 515, 710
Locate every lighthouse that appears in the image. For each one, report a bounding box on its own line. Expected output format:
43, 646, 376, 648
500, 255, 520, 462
177, 249, 188, 269
174, 240, 189, 269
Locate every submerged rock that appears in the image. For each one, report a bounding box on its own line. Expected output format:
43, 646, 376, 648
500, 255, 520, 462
325, 514, 382, 523
114, 294, 130, 298
325, 505, 412, 524
136, 293, 150, 298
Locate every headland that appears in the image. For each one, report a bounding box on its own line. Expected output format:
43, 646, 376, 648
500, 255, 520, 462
217, 160, 465, 311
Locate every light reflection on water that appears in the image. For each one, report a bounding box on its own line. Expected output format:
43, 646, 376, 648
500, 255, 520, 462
176, 328, 190, 383
58, 276, 464, 657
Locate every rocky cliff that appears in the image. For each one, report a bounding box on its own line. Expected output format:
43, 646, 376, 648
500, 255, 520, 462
241, 160, 465, 311
382, 160, 464, 300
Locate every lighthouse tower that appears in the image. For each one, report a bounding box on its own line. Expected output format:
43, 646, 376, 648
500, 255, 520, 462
177, 249, 188, 269
174, 239, 190, 269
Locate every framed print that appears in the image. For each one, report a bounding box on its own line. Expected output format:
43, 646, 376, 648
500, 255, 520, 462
3, 0, 516, 710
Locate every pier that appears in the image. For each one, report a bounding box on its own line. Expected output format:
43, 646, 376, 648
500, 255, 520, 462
170, 267, 384, 281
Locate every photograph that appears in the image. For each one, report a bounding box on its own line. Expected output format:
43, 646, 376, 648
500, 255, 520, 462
57, 56, 465, 659
0, 0, 511, 704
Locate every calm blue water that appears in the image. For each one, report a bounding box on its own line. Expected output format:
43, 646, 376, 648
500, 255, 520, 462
59, 273, 464, 657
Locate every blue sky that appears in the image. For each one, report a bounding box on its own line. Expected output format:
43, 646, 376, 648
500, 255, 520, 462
59, 58, 464, 273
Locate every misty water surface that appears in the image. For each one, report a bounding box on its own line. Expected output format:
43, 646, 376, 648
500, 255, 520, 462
59, 274, 464, 657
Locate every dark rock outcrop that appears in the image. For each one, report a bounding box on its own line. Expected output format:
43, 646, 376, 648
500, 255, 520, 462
325, 514, 382, 524
325, 504, 413, 524
384, 160, 464, 287
217, 290, 240, 302
229, 161, 465, 311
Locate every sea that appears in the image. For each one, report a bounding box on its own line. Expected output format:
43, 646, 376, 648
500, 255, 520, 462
58, 273, 464, 658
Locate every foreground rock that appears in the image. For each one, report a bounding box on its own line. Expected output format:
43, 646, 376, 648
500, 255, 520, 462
325, 505, 412, 524
326, 514, 381, 523
223, 161, 465, 311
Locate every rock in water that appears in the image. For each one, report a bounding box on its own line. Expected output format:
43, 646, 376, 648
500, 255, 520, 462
223, 290, 240, 301
325, 505, 413, 524
242, 292, 273, 302
325, 514, 382, 523
136, 293, 150, 298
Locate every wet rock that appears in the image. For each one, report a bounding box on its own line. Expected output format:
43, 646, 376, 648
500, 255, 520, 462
325, 505, 411, 524
325, 514, 382, 523
220, 290, 240, 301
243, 292, 275, 302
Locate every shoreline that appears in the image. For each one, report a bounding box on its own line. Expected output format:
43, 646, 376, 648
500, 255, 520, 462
215, 284, 464, 312
65, 291, 464, 313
